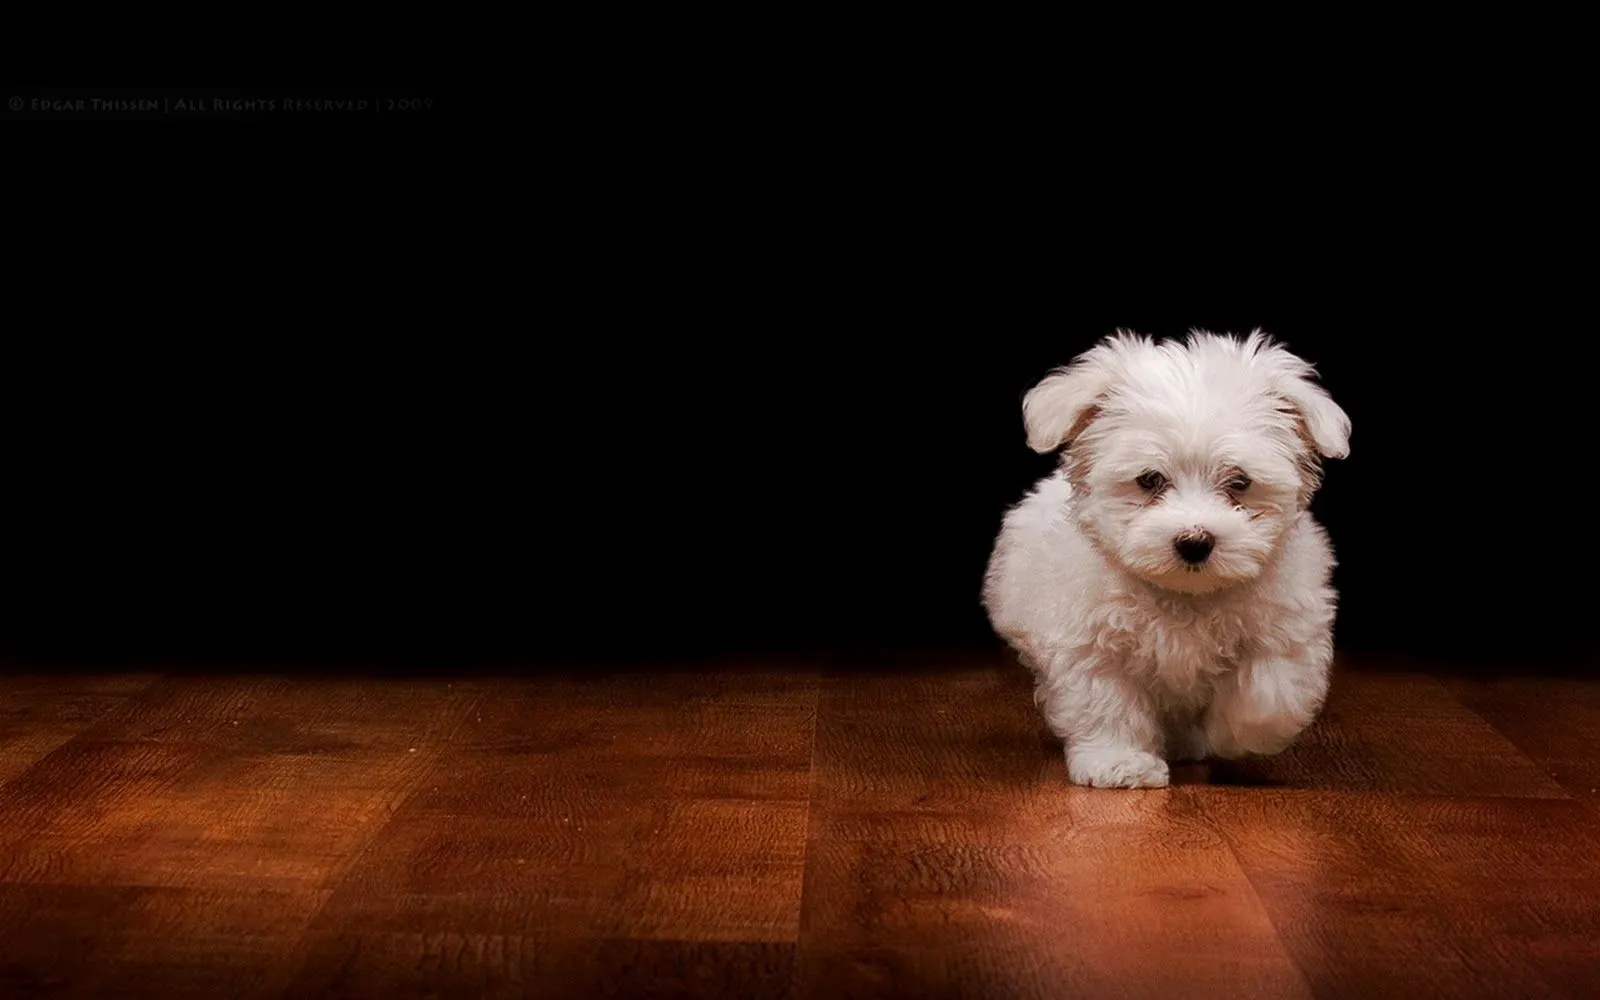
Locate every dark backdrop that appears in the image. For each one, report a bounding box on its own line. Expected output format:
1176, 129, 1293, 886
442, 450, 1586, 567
4, 317, 1592, 670
5, 58, 1593, 674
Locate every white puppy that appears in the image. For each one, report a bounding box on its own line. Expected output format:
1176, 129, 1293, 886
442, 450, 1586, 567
982, 330, 1350, 788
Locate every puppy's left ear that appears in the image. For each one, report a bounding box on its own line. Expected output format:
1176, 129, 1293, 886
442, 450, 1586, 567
1257, 334, 1350, 459
1276, 375, 1350, 459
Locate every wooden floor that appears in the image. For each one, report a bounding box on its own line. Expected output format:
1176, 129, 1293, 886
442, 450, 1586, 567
0, 654, 1597, 999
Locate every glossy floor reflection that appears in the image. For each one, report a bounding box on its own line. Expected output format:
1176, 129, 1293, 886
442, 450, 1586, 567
0, 655, 1596, 998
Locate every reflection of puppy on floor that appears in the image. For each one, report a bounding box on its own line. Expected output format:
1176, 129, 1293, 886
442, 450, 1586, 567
982, 330, 1350, 788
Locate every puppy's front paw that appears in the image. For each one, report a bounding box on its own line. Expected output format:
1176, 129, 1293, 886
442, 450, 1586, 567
1203, 710, 1305, 755
1067, 748, 1170, 789
1205, 709, 1307, 760
1205, 656, 1327, 760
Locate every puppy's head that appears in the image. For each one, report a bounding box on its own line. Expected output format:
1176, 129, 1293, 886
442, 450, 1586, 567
1023, 329, 1349, 594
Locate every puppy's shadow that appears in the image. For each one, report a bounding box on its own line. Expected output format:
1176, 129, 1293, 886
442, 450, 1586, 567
1168, 760, 1291, 788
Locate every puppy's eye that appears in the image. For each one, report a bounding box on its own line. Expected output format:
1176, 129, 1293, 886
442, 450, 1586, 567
1135, 471, 1168, 491
1225, 474, 1252, 492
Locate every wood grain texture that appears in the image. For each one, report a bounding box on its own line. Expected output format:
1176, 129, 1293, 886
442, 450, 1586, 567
0, 673, 481, 998
796, 668, 1309, 999
1201, 790, 1600, 998
0, 658, 1595, 998
1445, 674, 1600, 811
282, 669, 819, 999
1199, 669, 1570, 796
0, 673, 159, 787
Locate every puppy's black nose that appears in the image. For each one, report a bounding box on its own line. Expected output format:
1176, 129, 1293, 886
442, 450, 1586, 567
1174, 531, 1215, 565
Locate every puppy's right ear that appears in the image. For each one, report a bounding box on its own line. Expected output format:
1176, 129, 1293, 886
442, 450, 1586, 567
1021, 335, 1131, 453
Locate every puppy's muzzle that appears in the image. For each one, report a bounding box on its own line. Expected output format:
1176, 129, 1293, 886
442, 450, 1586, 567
1173, 530, 1215, 565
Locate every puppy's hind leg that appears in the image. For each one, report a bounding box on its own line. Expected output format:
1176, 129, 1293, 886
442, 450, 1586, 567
1037, 655, 1169, 789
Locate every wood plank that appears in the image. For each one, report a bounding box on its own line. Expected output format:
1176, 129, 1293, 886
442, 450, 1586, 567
1199, 670, 1569, 796
0, 881, 319, 999
0, 674, 482, 997
1205, 790, 1600, 998
0, 673, 159, 787
796, 666, 1310, 999
1445, 674, 1600, 810
0, 675, 478, 890
282, 936, 795, 1000
284, 670, 819, 997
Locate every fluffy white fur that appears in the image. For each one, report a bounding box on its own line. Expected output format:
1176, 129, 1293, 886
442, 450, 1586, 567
982, 329, 1350, 788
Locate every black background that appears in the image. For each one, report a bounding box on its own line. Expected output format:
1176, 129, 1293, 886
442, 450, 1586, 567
5, 316, 1593, 672
5, 48, 1594, 676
